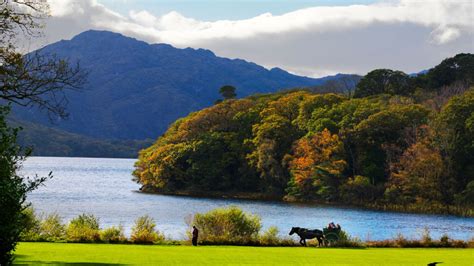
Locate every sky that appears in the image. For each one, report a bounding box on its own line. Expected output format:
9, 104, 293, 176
96, 0, 379, 21
34, 0, 474, 77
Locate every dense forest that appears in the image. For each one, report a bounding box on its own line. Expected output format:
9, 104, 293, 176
133, 53, 474, 215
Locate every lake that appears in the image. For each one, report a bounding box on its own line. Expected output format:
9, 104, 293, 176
22, 157, 474, 241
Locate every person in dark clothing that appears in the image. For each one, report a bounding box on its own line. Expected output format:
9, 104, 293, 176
192, 226, 199, 246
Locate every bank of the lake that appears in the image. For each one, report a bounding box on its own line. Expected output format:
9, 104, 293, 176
14, 242, 474, 265
22, 157, 474, 241
140, 187, 474, 217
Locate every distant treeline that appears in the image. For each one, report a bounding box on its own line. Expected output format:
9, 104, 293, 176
9, 118, 153, 158
133, 53, 474, 216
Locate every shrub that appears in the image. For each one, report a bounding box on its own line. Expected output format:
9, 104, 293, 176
19, 207, 41, 241
259, 226, 280, 246
439, 234, 451, 247
420, 227, 432, 246
100, 225, 126, 243
330, 230, 364, 247
190, 206, 261, 245
40, 213, 65, 242
394, 233, 409, 247
130, 215, 164, 244
468, 237, 474, 248
66, 214, 100, 242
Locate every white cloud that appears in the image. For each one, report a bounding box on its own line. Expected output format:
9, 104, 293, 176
431, 26, 462, 44
39, 0, 473, 77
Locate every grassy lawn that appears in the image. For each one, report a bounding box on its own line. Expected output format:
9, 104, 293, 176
14, 242, 474, 265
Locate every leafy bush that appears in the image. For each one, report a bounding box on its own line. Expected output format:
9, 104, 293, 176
259, 226, 280, 246
190, 206, 261, 245
329, 230, 364, 247
19, 207, 41, 241
130, 215, 164, 244
66, 214, 100, 242
40, 213, 65, 242
439, 234, 451, 247
100, 226, 126, 243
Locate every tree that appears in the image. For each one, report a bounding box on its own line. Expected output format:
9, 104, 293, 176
1, 1, 85, 118
286, 129, 347, 201
133, 98, 259, 193
435, 88, 474, 202
248, 92, 307, 194
353, 104, 429, 184
0, 1, 85, 264
1, 51, 85, 118
419, 53, 474, 89
354, 69, 412, 98
340, 175, 376, 204
385, 139, 444, 204
219, 85, 237, 100
0, 106, 50, 264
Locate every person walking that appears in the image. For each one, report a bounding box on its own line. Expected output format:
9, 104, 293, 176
192, 226, 199, 246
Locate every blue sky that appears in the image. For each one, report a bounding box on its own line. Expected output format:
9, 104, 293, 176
97, 0, 378, 20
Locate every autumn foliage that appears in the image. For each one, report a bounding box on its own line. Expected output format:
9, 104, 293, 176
134, 83, 474, 215
286, 129, 346, 201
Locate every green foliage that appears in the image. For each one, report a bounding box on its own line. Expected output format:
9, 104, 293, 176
19, 207, 41, 241
11, 117, 153, 158
258, 226, 281, 246
435, 89, 474, 202
40, 213, 66, 242
340, 176, 377, 204
66, 214, 100, 242
354, 69, 412, 98
419, 53, 474, 89
134, 54, 474, 216
330, 230, 364, 248
455, 180, 474, 206
21, 211, 66, 242
100, 226, 126, 243
190, 206, 261, 245
130, 215, 164, 244
0, 106, 50, 264
219, 85, 237, 99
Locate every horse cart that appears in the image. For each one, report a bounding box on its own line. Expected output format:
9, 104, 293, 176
323, 226, 341, 245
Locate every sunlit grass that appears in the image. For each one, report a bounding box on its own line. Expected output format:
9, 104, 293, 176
14, 242, 474, 265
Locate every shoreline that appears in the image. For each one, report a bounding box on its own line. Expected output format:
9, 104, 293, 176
138, 188, 474, 218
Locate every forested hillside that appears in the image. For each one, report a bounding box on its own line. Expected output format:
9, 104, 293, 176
9, 118, 152, 158
133, 53, 474, 215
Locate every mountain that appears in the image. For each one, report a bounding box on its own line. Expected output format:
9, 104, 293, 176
308, 74, 362, 95
13, 30, 342, 141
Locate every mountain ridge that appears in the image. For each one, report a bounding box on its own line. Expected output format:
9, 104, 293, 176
13, 29, 352, 141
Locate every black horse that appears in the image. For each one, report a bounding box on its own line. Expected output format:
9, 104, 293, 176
289, 227, 325, 247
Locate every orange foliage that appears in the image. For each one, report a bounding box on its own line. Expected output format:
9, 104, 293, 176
289, 129, 346, 194
386, 139, 444, 203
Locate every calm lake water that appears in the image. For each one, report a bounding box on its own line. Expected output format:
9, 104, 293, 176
22, 157, 474, 241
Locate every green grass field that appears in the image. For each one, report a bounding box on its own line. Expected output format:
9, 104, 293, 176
14, 242, 474, 265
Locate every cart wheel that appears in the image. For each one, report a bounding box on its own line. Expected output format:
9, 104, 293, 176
324, 232, 339, 246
